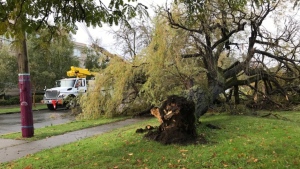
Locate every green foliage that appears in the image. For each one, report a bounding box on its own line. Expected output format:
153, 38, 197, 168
79, 14, 208, 119
79, 57, 143, 119
83, 47, 102, 70
0, 0, 148, 38
0, 96, 19, 106
140, 16, 207, 105
27, 29, 79, 91
0, 43, 18, 90
0, 95, 43, 106
80, 0, 300, 119
79, 10, 211, 119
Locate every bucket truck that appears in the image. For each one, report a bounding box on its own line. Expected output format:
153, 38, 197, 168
41, 66, 96, 110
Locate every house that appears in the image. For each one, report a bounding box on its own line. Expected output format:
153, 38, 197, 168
73, 41, 88, 67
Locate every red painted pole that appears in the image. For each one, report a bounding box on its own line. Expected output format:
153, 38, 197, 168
19, 73, 34, 137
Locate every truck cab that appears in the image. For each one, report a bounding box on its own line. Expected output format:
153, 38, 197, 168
42, 78, 87, 110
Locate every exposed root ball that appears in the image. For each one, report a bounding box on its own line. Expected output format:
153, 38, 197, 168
144, 95, 198, 145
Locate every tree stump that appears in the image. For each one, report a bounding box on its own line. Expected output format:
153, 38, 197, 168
144, 95, 198, 145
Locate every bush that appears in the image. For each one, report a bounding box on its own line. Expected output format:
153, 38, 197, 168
0, 96, 19, 106
0, 95, 43, 106
33, 95, 44, 103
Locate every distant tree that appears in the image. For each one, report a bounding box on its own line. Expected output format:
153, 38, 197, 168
111, 20, 153, 60
0, 43, 18, 92
84, 47, 102, 70
27, 29, 79, 92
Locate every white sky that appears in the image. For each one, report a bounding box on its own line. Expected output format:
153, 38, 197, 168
72, 0, 167, 53
73, 0, 298, 57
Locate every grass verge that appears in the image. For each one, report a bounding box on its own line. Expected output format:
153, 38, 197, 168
0, 104, 47, 114
0, 116, 129, 141
1, 111, 299, 169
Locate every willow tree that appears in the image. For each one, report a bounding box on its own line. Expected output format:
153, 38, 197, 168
79, 10, 208, 118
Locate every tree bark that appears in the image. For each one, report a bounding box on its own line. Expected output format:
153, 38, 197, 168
234, 85, 240, 104
186, 81, 224, 120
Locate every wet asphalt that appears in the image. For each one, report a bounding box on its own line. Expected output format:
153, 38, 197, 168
0, 109, 74, 135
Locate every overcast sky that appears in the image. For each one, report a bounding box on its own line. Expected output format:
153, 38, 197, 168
72, 0, 166, 54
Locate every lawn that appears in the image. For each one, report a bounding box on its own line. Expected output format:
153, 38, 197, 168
0, 104, 47, 114
1, 111, 299, 169
0, 116, 130, 141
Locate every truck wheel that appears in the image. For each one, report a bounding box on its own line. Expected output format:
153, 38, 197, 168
47, 104, 56, 110
66, 96, 77, 109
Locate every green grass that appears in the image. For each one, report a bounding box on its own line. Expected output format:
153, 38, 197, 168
1, 111, 299, 169
0, 104, 47, 114
0, 116, 129, 141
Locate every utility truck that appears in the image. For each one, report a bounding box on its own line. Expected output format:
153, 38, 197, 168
41, 66, 97, 110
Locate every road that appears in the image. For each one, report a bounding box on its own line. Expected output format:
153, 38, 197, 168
0, 109, 75, 135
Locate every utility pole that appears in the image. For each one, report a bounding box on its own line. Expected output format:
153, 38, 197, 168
17, 33, 34, 138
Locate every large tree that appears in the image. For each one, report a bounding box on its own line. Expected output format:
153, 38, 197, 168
79, 0, 300, 120
166, 0, 300, 118
0, 43, 18, 94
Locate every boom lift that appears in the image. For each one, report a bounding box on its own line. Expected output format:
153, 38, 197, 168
67, 66, 98, 78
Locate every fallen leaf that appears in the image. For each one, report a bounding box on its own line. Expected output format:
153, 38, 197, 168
23, 165, 32, 169
223, 163, 229, 167
211, 152, 217, 158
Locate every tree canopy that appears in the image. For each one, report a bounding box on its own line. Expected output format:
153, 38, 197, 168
0, 0, 148, 37
79, 0, 300, 119
167, 0, 300, 117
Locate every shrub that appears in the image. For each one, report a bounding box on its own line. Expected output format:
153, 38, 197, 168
0, 96, 19, 106
0, 95, 43, 106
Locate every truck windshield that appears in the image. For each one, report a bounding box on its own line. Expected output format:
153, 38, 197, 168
56, 79, 76, 87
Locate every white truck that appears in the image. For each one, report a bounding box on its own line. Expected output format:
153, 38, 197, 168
41, 66, 96, 110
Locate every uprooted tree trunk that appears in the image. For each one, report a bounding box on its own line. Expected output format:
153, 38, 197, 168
185, 81, 224, 120
144, 95, 198, 145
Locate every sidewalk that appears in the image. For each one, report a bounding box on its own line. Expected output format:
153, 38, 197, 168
0, 118, 146, 163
